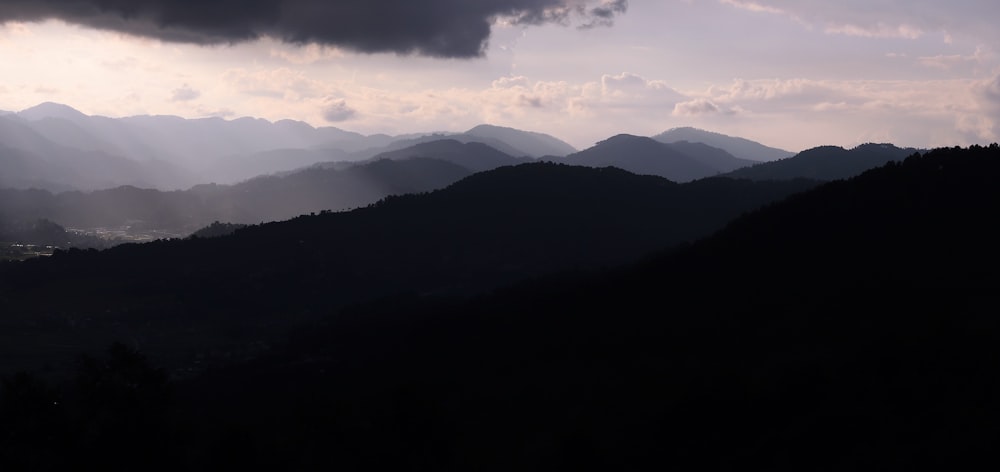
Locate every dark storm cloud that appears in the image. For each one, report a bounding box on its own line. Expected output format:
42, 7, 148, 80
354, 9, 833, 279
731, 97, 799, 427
0, 0, 628, 57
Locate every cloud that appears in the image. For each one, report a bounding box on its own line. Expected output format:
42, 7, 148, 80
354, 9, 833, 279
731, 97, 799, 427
672, 98, 742, 117
720, 0, 997, 43
579, 0, 628, 29
223, 67, 324, 100
0, 0, 628, 58
322, 98, 356, 122
170, 84, 201, 102
672, 98, 720, 116
598, 72, 685, 105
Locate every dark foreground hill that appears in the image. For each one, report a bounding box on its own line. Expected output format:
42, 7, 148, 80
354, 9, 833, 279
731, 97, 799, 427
1, 145, 998, 470
0, 164, 817, 375
2, 145, 996, 470
725, 142, 919, 181
184, 144, 1000, 470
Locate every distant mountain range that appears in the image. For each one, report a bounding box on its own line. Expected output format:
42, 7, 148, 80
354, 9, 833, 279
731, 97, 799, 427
0, 103, 577, 190
561, 134, 755, 182
654, 127, 794, 162
0, 157, 476, 235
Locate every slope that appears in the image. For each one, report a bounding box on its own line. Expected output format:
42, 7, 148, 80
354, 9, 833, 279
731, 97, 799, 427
0, 164, 818, 374
654, 126, 794, 161
724, 142, 919, 181
166, 144, 1000, 470
0, 157, 474, 235
465, 124, 577, 157
563, 134, 752, 181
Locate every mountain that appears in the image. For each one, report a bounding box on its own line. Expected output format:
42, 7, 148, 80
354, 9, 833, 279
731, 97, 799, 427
181, 144, 1000, 469
724, 143, 919, 181
3, 145, 998, 469
0, 116, 191, 191
5, 103, 425, 189
349, 124, 576, 161
653, 127, 794, 162
0, 138, 531, 237
464, 124, 577, 157
562, 134, 754, 182
366, 139, 530, 172
0, 157, 476, 236
3, 103, 581, 190
17, 101, 90, 122
0, 164, 817, 375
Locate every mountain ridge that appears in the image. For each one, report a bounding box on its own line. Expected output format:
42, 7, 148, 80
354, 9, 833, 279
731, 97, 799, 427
654, 126, 794, 162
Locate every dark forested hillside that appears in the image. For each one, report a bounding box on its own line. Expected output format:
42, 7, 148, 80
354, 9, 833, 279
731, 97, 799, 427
4, 145, 998, 470
724, 142, 919, 181
172, 144, 1000, 470
0, 163, 816, 375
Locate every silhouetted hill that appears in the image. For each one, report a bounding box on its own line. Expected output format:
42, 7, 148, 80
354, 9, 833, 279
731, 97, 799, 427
5, 145, 999, 469
0, 157, 474, 236
4, 103, 444, 189
724, 142, 919, 181
0, 116, 190, 191
654, 127, 794, 161
465, 124, 577, 157
0, 164, 816, 374
17, 102, 90, 122
366, 139, 530, 172
173, 144, 1000, 470
3, 102, 583, 190
189, 222, 248, 239
563, 134, 753, 181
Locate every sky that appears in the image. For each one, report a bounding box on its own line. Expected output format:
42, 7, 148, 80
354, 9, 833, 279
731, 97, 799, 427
1, 0, 998, 152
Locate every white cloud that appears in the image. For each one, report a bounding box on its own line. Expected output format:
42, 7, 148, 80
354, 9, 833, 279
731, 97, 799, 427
222, 67, 325, 100
673, 98, 722, 116
719, 0, 998, 44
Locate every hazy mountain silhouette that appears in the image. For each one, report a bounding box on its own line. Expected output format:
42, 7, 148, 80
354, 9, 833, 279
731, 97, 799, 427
5, 103, 425, 188
724, 143, 919, 181
3, 103, 581, 190
17, 102, 91, 122
0, 163, 816, 374
0, 138, 531, 238
653, 127, 795, 162
351, 127, 566, 161
362, 139, 531, 172
562, 134, 754, 181
0, 157, 475, 236
464, 124, 577, 157
0, 116, 190, 191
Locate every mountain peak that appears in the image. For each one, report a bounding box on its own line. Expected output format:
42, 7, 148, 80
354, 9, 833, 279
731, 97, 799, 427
463, 123, 576, 157
653, 127, 793, 162
19, 102, 89, 122
595, 134, 657, 146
